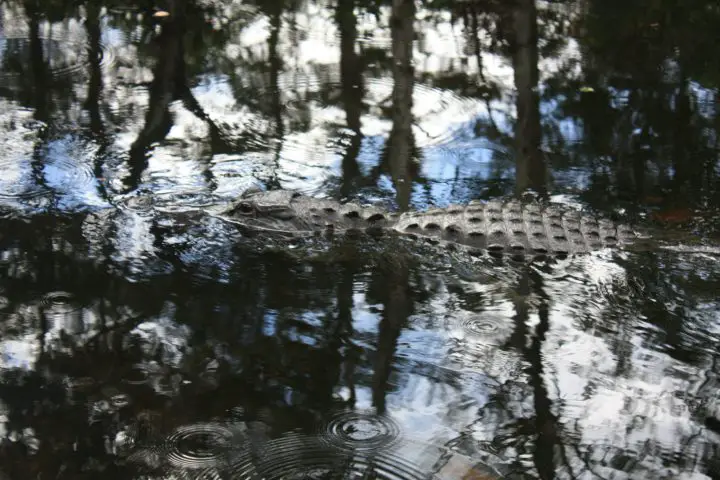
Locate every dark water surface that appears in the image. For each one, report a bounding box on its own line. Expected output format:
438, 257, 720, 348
1, 0, 720, 478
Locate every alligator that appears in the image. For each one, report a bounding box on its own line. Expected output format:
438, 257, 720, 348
213, 189, 640, 259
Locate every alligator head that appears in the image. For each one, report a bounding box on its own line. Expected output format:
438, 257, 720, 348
218, 189, 396, 235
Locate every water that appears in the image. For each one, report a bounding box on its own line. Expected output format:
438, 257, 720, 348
0, 0, 719, 478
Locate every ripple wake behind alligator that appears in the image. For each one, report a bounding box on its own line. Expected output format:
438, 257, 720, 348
214, 189, 639, 259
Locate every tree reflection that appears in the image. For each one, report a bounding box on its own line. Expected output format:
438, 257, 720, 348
335, 0, 365, 197
510, 0, 546, 196
0, 0, 718, 478
384, 0, 416, 210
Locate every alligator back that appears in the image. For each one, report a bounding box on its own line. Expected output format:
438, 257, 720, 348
394, 199, 637, 256
220, 190, 638, 257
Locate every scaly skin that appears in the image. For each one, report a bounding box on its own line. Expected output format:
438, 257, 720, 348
217, 190, 638, 257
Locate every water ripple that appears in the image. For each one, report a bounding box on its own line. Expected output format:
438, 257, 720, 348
40, 291, 82, 315
163, 422, 242, 470
318, 409, 401, 453
0, 115, 49, 201
114, 192, 157, 213
43, 137, 100, 196
122, 363, 156, 385
226, 434, 426, 480
201, 72, 486, 186
225, 433, 506, 480
0, 124, 102, 210
271, 74, 485, 149
444, 311, 515, 348
0, 34, 115, 86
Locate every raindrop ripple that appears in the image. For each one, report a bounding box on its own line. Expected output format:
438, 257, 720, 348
163, 422, 242, 470
225, 434, 435, 480
318, 409, 401, 453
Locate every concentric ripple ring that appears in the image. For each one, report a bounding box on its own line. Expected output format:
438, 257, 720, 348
40, 291, 82, 314
163, 422, 239, 470
444, 312, 514, 347
318, 409, 401, 453
225, 434, 432, 480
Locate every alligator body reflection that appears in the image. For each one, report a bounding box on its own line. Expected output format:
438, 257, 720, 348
216, 189, 638, 258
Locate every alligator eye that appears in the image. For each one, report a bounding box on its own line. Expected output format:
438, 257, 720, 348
235, 202, 255, 215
